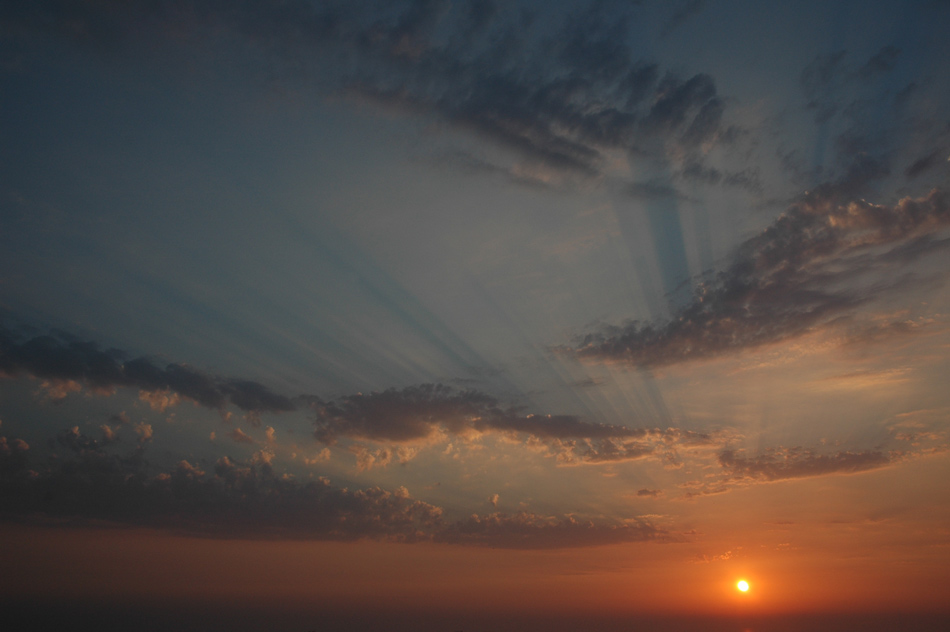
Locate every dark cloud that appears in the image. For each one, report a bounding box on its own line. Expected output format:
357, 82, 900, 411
572, 188, 950, 367
905, 149, 944, 179
859, 45, 901, 79
0, 328, 295, 414
637, 488, 661, 497
0, 0, 732, 180
0, 430, 664, 547
312, 383, 639, 445
661, 0, 705, 38
718, 447, 893, 482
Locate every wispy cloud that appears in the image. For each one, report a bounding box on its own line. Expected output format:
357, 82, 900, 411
1, 0, 738, 187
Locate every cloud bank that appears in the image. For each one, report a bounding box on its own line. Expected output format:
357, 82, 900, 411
573, 188, 950, 367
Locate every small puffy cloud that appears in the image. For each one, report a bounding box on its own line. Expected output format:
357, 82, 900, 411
265, 426, 276, 443
637, 489, 661, 498
134, 422, 153, 444
488, 493, 499, 507
139, 389, 181, 412
303, 448, 331, 466
350, 445, 418, 472
229, 428, 256, 445
100, 424, 118, 444
53, 426, 101, 454
38, 379, 82, 402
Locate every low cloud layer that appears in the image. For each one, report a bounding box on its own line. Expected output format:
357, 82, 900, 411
573, 188, 950, 367
0, 427, 663, 548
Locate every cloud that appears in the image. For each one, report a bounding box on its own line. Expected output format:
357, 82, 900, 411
0, 328, 295, 415
312, 383, 639, 445
349, 444, 418, 472
0, 432, 665, 547
229, 428, 257, 445
313, 384, 732, 469
435, 511, 663, 549
905, 149, 944, 179
571, 188, 950, 367
718, 447, 894, 482
1, 0, 734, 182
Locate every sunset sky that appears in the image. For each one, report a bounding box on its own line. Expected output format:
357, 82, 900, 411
2, 1, 950, 630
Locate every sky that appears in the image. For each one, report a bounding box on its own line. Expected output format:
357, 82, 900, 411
1, 1, 950, 630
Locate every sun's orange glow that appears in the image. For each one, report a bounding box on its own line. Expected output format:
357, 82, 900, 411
737, 580, 749, 592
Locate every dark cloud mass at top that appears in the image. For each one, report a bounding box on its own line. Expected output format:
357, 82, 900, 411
573, 188, 950, 367
0, 0, 731, 180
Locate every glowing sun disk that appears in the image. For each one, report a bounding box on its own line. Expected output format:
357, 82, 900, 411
737, 580, 749, 592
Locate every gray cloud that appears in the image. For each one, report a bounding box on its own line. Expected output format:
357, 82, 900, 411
0, 328, 295, 415
0, 429, 664, 547
905, 149, 944, 179
312, 383, 639, 445
572, 188, 950, 367
718, 447, 894, 482
1, 0, 733, 182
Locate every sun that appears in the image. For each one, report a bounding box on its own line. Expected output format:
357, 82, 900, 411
737, 580, 750, 592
